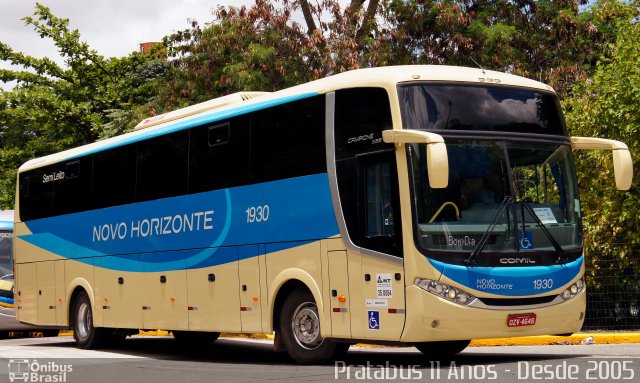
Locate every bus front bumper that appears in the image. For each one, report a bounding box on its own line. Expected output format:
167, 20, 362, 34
401, 285, 586, 342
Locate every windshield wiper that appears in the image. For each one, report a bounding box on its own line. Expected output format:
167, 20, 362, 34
465, 196, 513, 266
520, 202, 567, 264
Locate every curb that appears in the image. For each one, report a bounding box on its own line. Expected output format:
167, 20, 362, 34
469, 333, 640, 347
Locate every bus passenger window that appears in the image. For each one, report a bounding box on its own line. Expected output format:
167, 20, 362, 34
366, 163, 395, 237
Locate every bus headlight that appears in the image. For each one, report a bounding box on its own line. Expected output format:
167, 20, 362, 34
560, 277, 585, 301
415, 278, 475, 306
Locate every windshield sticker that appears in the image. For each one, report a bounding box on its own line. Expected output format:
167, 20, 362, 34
532, 207, 557, 224
366, 299, 388, 308
376, 273, 393, 298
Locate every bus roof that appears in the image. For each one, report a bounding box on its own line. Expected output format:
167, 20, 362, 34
18, 65, 554, 173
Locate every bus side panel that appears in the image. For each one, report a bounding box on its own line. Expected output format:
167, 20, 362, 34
15, 263, 37, 324
140, 251, 188, 331
64, 258, 94, 324
94, 255, 143, 329
186, 253, 241, 332
239, 245, 262, 333
327, 250, 351, 338
266, 241, 324, 334
36, 261, 57, 325
54, 260, 66, 325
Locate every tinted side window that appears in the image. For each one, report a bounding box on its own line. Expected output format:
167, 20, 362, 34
250, 96, 326, 183
19, 167, 54, 221
136, 130, 189, 202
189, 116, 250, 193
334, 88, 393, 160
358, 152, 402, 256
93, 144, 137, 209
334, 88, 401, 257
52, 157, 92, 215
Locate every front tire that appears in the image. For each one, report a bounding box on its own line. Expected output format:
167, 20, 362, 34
279, 289, 348, 364
72, 291, 109, 349
415, 340, 471, 357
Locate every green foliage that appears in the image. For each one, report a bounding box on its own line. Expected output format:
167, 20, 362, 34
562, 21, 640, 285
387, 0, 639, 95
0, 3, 169, 209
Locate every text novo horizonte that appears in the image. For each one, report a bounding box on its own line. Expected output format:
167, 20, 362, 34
92, 210, 214, 242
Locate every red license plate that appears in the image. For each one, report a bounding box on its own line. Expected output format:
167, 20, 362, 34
507, 313, 537, 327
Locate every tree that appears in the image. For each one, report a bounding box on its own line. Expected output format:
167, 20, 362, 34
0, 3, 169, 209
562, 20, 640, 288
387, 0, 639, 95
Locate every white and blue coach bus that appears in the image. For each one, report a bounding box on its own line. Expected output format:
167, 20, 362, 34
13, 66, 632, 363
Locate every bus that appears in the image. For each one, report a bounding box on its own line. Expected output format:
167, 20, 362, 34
1, 210, 58, 338
13, 65, 632, 363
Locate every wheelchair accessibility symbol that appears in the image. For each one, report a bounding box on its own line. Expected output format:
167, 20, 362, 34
368, 310, 380, 330
519, 231, 533, 249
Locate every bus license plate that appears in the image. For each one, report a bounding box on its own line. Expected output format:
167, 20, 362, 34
507, 313, 537, 327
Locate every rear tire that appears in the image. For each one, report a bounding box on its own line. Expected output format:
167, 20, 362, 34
279, 288, 347, 364
415, 340, 471, 357
72, 291, 109, 349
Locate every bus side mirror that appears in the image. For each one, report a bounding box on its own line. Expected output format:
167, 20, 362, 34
426, 143, 449, 189
382, 129, 449, 189
571, 137, 633, 190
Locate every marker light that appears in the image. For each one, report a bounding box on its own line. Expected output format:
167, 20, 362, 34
415, 278, 475, 306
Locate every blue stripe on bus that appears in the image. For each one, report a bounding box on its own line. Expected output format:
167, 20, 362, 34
67, 92, 319, 160
0, 296, 14, 306
428, 256, 583, 297
18, 173, 339, 272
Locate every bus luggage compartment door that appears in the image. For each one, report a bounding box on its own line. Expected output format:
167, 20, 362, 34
328, 250, 351, 338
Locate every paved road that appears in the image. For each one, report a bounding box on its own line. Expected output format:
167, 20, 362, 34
1, 336, 639, 383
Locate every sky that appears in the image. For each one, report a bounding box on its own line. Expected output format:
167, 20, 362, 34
0, 0, 249, 88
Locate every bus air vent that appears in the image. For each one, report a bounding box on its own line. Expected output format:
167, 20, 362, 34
134, 91, 271, 131
477, 295, 556, 307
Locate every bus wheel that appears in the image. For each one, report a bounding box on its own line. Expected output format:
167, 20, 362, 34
172, 331, 220, 346
415, 340, 471, 357
279, 289, 347, 364
72, 291, 108, 349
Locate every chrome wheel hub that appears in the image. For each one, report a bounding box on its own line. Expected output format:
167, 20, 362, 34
77, 302, 91, 339
291, 302, 323, 350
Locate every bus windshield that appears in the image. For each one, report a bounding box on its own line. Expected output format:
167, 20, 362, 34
398, 83, 567, 136
0, 230, 12, 280
409, 139, 582, 259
